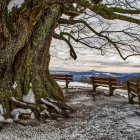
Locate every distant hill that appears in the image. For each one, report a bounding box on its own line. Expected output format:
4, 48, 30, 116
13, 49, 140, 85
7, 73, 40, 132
50, 70, 140, 83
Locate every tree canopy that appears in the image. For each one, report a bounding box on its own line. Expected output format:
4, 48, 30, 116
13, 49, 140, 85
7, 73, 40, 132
1, 0, 140, 60
52, 0, 140, 60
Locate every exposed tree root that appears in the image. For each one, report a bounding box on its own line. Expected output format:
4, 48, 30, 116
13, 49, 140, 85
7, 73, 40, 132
0, 95, 72, 127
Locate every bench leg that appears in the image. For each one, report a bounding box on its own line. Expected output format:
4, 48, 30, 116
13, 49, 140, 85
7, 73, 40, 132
128, 92, 134, 104
109, 88, 113, 96
93, 85, 97, 92
127, 81, 134, 104
66, 81, 69, 89
138, 92, 140, 106
109, 79, 113, 96
128, 91, 132, 103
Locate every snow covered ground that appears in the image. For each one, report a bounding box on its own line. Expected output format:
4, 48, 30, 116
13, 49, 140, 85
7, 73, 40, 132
0, 82, 140, 140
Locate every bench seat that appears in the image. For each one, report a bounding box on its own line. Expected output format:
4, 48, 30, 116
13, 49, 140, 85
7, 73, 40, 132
127, 81, 140, 106
94, 84, 123, 88
51, 74, 73, 88
90, 77, 123, 96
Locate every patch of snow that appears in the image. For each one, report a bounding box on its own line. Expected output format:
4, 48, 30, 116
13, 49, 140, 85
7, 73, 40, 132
97, 86, 109, 90
14, 112, 20, 121
0, 116, 5, 122
87, 0, 93, 4
68, 92, 92, 105
69, 82, 92, 88
0, 116, 13, 123
83, 101, 93, 106
30, 83, 33, 88
30, 112, 35, 119
126, 117, 140, 129
73, 3, 77, 8
71, 101, 80, 105
114, 89, 128, 98
57, 81, 92, 88
12, 81, 17, 89
6, 118, 14, 123
76, 95, 91, 101
8, 0, 25, 12
23, 88, 35, 104
11, 108, 32, 121
0, 105, 14, 123
0, 104, 4, 116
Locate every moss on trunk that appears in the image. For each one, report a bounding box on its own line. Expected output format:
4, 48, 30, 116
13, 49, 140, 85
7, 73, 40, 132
0, 3, 69, 121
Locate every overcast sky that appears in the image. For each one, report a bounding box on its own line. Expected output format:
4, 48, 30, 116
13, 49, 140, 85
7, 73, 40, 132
50, 40, 140, 73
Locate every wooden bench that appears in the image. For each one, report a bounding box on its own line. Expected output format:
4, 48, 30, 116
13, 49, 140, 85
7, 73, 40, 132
90, 77, 123, 96
127, 81, 140, 106
51, 74, 73, 89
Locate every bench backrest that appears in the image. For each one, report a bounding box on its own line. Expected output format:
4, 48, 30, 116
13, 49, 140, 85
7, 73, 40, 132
90, 77, 118, 86
51, 74, 73, 81
127, 81, 139, 96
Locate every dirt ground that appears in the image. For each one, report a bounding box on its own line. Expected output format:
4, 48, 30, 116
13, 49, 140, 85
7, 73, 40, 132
0, 87, 140, 140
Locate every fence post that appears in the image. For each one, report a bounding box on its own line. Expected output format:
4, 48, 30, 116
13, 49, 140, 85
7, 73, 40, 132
92, 77, 96, 92
137, 83, 140, 106
109, 78, 113, 96
66, 75, 68, 89
127, 81, 133, 103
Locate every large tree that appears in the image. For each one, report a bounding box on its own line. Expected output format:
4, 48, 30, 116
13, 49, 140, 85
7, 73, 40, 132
0, 0, 140, 122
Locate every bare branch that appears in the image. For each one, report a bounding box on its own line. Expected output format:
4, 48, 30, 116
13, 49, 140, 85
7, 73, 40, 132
53, 33, 77, 60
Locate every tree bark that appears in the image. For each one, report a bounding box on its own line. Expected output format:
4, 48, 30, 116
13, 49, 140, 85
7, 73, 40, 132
0, 1, 69, 120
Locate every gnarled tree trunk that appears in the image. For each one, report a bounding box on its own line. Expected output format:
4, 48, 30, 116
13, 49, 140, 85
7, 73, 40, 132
0, 1, 70, 121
